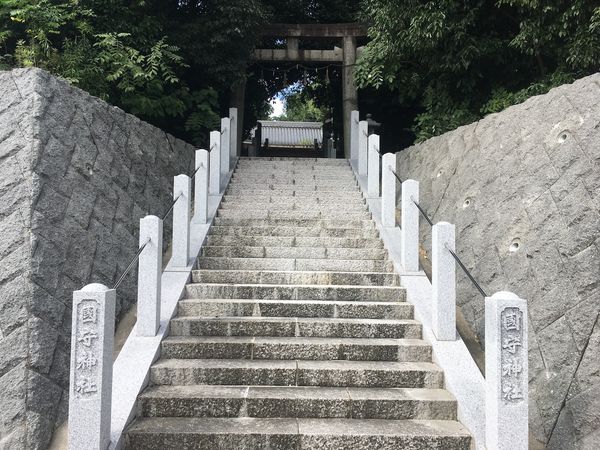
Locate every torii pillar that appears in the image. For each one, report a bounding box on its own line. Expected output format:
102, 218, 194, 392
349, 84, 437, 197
252, 24, 366, 159
230, 79, 246, 157
342, 36, 358, 158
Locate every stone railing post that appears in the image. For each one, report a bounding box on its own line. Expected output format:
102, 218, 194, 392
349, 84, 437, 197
221, 117, 231, 176
171, 174, 191, 267
137, 215, 163, 336
486, 291, 528, 450
401, 179, 419, 272
350, 110, 359, 162
432, 222, 456, 340
358, 120, 368, 176
381, 153, 397, 227
229, 107, 238, 161
367, 134, 380, 197
69, 283, 115, 450
327, 137, 335, 158
193, 149, 209, 224
209, 130, 221, 194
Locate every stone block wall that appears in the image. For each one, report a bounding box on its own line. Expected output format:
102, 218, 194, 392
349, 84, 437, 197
0, 68, 195, 449
396, 74, 600, 448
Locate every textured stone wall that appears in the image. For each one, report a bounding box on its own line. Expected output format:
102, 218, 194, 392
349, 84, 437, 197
396, 74, 600, 449
0, 68, 195, 449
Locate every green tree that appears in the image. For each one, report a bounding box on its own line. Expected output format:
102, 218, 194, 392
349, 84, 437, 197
272, 83, 327, 122
356, 0, 600, 142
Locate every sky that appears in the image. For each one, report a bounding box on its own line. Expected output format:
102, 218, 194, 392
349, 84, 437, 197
270, 97, 285, 117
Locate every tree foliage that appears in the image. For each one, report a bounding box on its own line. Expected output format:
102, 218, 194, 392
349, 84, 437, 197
271, 82, 328, 122
357, 0, 600, 141
0, 0, 272, 145
2, 0, 598, 148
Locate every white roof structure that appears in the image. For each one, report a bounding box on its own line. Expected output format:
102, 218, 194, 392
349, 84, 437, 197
256, 120, 323, 148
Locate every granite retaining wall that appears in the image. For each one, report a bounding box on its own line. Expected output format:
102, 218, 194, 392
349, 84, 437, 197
396, 74, 600, 449
0, 68, 195, 449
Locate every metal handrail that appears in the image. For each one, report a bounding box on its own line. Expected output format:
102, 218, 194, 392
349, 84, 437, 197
446, 244, 488, 298
113, 161, 200, 289
113, 238, 150, 290
162, 193, 182, 221
112, 128, 222, 291
410, 196, 433, 227
190, 164, 202, 181
391, 168, 487, 298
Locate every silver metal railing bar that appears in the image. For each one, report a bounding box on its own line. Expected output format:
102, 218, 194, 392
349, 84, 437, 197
410, 195, 434, 227
113, 237, 150, 290
445, 244, 488, 298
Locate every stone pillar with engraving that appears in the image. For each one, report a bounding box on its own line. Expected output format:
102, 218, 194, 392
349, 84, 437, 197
350, 110, 359, 163
68, 284, 115, 450
367, 134, 380, 197
209, 131, 221, 194
381, 153, 396, 227
485, 291, 528, 450
229, 107, 239, 161
358, 120, 368, 176
401, 179, 420, 272
220, 117, 231, 176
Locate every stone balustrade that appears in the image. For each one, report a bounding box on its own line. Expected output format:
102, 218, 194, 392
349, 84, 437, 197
356, 111, 529, 450
68, 109, 237, 450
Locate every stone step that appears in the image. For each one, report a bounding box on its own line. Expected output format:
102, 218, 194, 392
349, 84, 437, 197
205, 235, 383, 249
223, 190, 364, 199
197, 256, 393, 272
149, 359, 444, 388
161, 336, 431, 362
125, 417, 471, 450
237, 157, 349, 164
233, 170, 354, 177
226, 186, 360, 195
176, 299, 412, 320
212, 217, 375, 228
228, 181, 358, 189
207, 226, 380, 238
215, 209, 371, 220
138, 385, 455, 420
230, 176, 357, 184
218, 203, 368, 212
239, 156, 349, 161
191, 270, 398, 286
235, 164, 352, 170
169, 317, 422, 339
184, 283, 406, 302
230, 173, 356, 180
221, 195, 366, 205
200, 246, 387, 260
219, 203, 367, 212
228, 180, 358, 188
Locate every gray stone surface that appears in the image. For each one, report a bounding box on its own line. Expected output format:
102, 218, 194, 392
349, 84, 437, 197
124, 157, 472, 449
396, 73, 600, 448
0, 68, 194, 449
124, 417, 471, 450
68, 284, 115, 450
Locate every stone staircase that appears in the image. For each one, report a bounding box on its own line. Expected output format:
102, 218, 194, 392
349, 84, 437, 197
125, 157, 472, 449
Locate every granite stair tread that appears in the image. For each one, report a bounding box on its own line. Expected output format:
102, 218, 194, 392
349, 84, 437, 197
191, 269, 399, 286
160, 335, 432, 361
124, 156, 471, 449
149, 358, 445, 388
168, 316, 422, 339
125, 417, 471, 450
137, 385, 457, 420
176, 298, 412, 319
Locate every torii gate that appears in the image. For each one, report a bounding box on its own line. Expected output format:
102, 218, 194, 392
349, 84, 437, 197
241, 23, 367, 158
